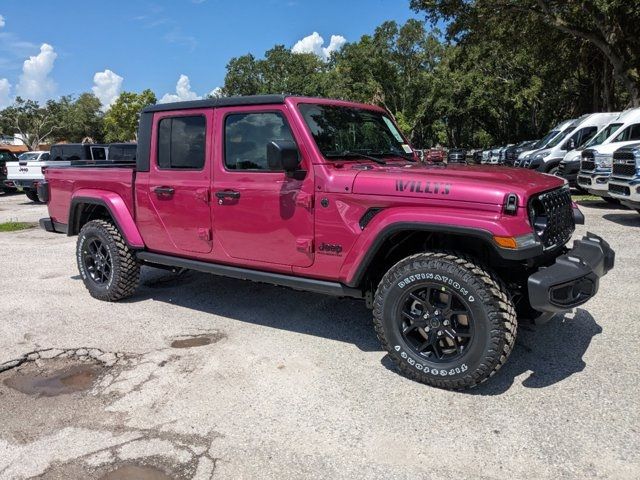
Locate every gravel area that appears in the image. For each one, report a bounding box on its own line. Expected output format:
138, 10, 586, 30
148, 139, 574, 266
0, 192, 638, 479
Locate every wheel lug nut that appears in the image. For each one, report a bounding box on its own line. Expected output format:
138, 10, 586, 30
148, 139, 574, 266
443, 320, 449, 326
437, 331, 443, 336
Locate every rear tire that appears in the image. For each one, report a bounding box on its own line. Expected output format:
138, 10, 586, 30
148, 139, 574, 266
373, 252, 517, 390
24, 189, 40, 202
76, 219, 140, 301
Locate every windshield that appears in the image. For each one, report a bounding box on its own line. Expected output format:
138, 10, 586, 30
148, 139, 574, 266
534, 129, 561, 149
546, 126, 574, 148
298, 103, 411, 159
584, 123, 623, 148
18, 152, 40, 160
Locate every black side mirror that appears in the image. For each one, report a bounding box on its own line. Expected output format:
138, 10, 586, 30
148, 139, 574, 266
267, 140, 301, 174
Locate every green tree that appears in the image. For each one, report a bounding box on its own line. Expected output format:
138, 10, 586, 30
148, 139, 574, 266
47, 93, 104, 143
103, 90, 157, 142
0, 97, 58, 150
410, 0, 640, 106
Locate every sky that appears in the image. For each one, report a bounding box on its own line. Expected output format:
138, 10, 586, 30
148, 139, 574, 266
0, 0, 422, 109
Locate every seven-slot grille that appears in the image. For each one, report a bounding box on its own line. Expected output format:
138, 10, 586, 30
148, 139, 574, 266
609, 183, 630, 196
533, 187, 575, 249
612, 150, 637, 177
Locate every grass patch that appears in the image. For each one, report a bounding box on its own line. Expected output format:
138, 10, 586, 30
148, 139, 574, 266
0, 221, 37, 232
572, 194, 602, 202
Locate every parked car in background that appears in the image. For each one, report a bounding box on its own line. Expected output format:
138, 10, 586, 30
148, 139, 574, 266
471, 150, 483, 164
1, 148, 19, 193
481, 149, 492, 164
559, 109, 637, 188
106, 143, 137, 163
608, 143, 640, 212
6, 144, 107, 202
424, 148, 445, 162
523, 113, 619, 174
577, 110, 640, 200
515, 119, 576, 167
504, 141, 536, 166
447, 148, 466, 164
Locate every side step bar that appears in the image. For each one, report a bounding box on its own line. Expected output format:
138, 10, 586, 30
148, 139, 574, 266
136, 251, 363, 299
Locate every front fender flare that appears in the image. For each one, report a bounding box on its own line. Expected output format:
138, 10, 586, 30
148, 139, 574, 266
340, 208, 542, 287
69, 190, 144, 248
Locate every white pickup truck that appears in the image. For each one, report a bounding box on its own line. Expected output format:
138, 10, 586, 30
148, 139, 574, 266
5, 144, 108, 202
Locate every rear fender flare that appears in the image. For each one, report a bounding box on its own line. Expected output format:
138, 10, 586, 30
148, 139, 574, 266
69, 190, 144, 248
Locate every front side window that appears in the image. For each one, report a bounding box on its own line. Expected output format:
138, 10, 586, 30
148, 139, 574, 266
91, 147, 107, 161
299, 103, 409, 158
158, 116, 206, 169
224, 112, 294, 171
585, 122, 622, 148
612, 123, 640, 143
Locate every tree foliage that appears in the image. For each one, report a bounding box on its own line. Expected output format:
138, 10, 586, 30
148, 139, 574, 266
103, 90, 157, 143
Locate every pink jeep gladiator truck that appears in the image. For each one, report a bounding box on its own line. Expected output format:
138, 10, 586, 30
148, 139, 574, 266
38, 95, 614, 389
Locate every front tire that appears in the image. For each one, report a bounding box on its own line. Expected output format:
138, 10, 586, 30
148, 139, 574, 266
76, 219, 140, 301
373, 252, 516, 389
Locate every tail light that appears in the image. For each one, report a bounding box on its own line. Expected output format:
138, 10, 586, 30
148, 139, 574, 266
1, 164, 6, 175
41, 166, 47, 174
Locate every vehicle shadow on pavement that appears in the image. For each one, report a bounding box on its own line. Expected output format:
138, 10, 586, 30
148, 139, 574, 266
576, 200, 626, 210
603, 213, 640, 227
468, 309, 602, 395
129, 268, 381, 352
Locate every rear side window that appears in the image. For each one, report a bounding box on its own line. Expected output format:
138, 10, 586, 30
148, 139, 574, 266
157, 116, 206, 169
41, 153, 50, 161
613, 123, 640, 142
224, 112, 294, 171
91, 147, 107, 161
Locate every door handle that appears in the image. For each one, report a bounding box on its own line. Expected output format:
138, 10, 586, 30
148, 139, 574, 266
215, 190, 241, 200
154, 186, 175, 196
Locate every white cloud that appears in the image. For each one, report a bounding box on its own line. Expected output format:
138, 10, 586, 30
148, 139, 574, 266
92, 69, 123, 110
15, 43, 57, 101
208, 87, 223, 98
0, 14, 5, 28
159, 74, 201, 103
292, 32, 346, 61
0, 78, 11, 108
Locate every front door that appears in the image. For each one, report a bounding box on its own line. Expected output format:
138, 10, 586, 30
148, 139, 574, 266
212, 106, 314, 267
147, 109, 213, 254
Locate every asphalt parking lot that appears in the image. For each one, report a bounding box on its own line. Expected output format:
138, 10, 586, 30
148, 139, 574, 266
0, 191, 638, 480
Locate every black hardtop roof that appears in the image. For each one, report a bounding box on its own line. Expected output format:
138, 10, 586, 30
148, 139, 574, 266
109, 143, 137, 147
142, 94, 287, 113
51, 143, 108, 148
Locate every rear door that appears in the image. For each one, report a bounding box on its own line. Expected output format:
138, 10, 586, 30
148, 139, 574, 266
146, 109, 213, 254
211, 105, 314, 267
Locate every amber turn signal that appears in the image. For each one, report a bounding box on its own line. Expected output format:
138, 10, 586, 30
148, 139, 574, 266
493, 236, 517, 249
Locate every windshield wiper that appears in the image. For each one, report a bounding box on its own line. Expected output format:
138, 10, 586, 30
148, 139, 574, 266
325, 151, 387, 165
369, 150, 415, 161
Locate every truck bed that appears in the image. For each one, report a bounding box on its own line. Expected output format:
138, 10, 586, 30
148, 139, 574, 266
45, 165, 136, 227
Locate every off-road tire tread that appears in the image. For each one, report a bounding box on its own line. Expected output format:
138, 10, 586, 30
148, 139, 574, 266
373, 251, 517, 390
78, 219, 140, 301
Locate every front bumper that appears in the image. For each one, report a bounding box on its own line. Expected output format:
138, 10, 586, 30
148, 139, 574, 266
577, 171, 611, 195
608, 178, 640, 209
528, 233, 614, 313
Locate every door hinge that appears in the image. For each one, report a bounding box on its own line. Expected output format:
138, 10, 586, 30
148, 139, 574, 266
295, 191, 314, 210
195, 188, 210, 204
296, 237, 313, 254
198, 228, 212, 242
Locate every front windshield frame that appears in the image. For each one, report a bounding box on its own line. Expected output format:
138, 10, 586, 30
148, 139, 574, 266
297, 103, 413, 161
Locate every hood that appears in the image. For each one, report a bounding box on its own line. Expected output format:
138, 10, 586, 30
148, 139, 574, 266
592, 140, 640, 155
351, 163, 564, 206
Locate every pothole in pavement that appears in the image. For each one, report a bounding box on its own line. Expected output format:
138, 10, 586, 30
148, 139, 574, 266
99, 464, 175, 480
170, 333, 227, 349
2, 359, 105, 397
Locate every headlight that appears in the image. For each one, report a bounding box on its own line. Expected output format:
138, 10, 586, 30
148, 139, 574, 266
595, 153, 612, 168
